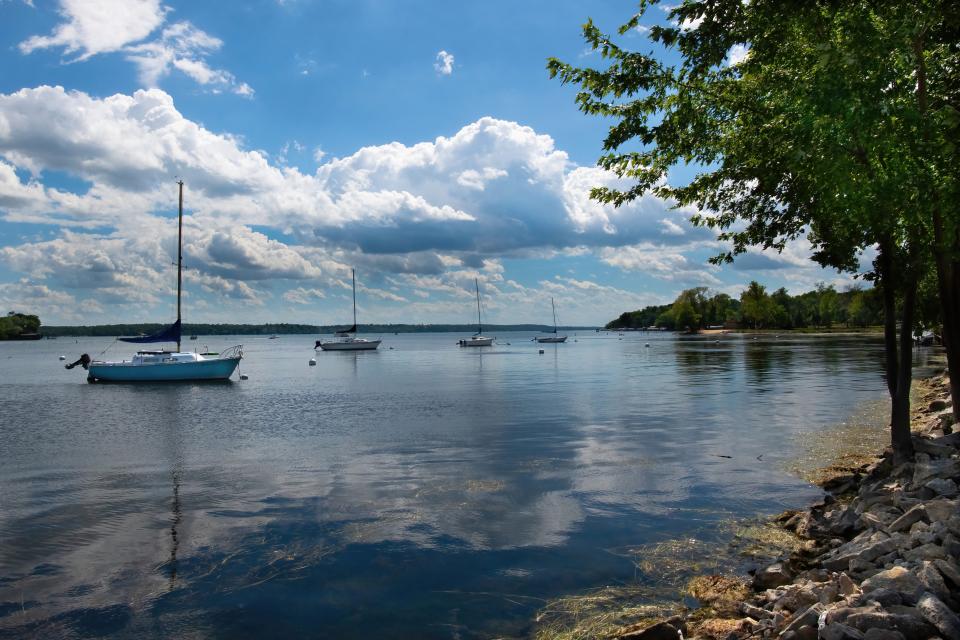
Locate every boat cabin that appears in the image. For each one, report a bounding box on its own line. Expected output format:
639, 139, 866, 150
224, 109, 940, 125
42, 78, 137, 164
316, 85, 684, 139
131, 351, 205, 365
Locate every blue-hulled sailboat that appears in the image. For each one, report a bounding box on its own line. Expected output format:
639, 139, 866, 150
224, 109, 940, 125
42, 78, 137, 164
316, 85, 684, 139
69, 181, 243, 382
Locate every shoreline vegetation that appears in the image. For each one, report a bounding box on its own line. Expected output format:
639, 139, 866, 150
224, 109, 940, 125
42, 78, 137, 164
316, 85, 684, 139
534, 367, 959, 640
606, 283, 889, 333
0, 312, 41, 340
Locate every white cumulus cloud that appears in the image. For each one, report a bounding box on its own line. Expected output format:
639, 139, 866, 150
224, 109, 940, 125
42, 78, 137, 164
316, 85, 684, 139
19, 0, 166, 59
20, 1, 251, 95
434, 50, 454, 75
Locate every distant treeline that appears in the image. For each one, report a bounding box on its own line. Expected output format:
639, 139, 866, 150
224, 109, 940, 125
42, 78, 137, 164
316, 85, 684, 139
41, 323, 596, 337
0, 312, 41, 339
607, 282, 883, 331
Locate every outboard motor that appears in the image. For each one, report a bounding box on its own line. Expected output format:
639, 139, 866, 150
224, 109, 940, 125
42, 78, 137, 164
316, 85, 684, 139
65, 354, 91, 370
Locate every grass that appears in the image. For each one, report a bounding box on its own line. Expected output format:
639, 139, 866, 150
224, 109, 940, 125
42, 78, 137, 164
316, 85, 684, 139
533, 518, 804, 639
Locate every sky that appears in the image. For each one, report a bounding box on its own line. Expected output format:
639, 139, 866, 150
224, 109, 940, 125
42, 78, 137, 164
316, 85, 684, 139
0, 0, 860, 327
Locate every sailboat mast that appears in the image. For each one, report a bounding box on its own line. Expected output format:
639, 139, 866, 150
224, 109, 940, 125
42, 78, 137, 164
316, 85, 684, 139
352, 268, 357, 332
176, 180, 183, 352
551, 297, 557, 333
475, 278, 482, 334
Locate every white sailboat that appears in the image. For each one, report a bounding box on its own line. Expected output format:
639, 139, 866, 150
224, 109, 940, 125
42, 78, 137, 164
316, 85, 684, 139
66, 181, 243, 382
315, 269, 381, 351
458, 278, 493, 347
536, 297, 568, 343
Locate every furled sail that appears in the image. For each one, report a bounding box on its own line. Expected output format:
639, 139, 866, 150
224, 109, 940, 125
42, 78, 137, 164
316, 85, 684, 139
119, 320, 181, 344
335, 323, 358, 336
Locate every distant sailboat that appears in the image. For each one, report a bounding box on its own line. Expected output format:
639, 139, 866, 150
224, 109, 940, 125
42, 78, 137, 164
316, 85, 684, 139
536, 297, 568, 343
458, 278, 493, 347
315, 269, 381, 351
68, 181, 243, 382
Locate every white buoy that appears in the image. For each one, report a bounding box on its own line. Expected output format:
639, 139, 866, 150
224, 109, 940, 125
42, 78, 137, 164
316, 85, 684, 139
58, 355, 66, 361
309, 358, 316, 366
645, 343, 650, 347
239, 374, 249, 380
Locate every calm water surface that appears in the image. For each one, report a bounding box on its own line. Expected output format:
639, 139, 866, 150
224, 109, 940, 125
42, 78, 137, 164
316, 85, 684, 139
0, 332, 892, 638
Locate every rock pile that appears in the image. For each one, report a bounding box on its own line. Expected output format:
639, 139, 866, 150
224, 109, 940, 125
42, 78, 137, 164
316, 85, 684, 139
619, 373, 959, 640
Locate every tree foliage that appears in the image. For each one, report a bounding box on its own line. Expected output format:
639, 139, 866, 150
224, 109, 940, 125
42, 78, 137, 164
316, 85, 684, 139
0, 311, 40, 339
606, 283, 882, 330
550, 1, 960, 458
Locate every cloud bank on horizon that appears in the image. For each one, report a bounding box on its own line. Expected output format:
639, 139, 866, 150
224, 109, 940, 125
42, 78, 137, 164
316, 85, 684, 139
0, 0, 855, 326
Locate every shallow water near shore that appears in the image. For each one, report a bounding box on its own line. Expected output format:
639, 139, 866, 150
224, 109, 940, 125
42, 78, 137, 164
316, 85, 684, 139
0, 332, 931, 638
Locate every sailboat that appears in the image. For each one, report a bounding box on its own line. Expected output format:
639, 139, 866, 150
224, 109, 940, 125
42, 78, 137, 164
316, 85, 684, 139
458, 278, 493, 347
536, 297, 568, 343
315, 269, 381, 351
68, 181, 243, 382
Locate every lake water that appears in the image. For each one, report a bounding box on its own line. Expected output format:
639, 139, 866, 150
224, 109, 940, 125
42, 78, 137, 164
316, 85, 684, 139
0, 332, 897, 638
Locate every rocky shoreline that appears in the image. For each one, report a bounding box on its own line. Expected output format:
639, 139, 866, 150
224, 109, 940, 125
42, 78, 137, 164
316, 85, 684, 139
609, 372, 959, 640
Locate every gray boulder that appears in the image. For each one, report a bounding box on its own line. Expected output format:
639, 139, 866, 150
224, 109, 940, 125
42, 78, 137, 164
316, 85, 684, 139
924, 497, 959, 523
854, 588, 902, 608
860, 567, 923, 601
944, 533, 960, 558
933, 558, 960, 587
862, 629, 905, 640
843, 610, 937, 639
913, 458, 960, 486
778, 602, 824, 638
838, 573, 860, 597
916, 561, 951, 601
887, 505, 927, 533
916, 592, 960, 640
924, 477, 958, 497
824, 535, 899, 572
754, 562, 793, 590
902, 542, 946, 562
820, 622, 865, 640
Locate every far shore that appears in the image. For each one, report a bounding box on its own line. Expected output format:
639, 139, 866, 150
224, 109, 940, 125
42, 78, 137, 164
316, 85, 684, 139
31, 323, 599, 339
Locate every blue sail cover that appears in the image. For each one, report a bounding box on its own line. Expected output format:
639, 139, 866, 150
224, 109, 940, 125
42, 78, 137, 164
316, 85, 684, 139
119, 320, 181, 344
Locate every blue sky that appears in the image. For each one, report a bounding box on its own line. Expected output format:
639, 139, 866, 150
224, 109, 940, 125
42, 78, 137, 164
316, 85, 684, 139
0, 0, 855, 326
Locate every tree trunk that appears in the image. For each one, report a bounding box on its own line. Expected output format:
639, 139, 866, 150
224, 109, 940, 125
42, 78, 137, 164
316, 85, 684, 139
877, 239, 914, 463
879, 239, 898, 398
931, 210, 960, 425
891, 278, 916, 463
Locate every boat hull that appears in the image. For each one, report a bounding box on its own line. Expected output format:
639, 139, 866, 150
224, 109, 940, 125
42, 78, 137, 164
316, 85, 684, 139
88, 357, 241, 382
536, 336, 567, 343
459, 337, 493, 347
317, 339, 381, 351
